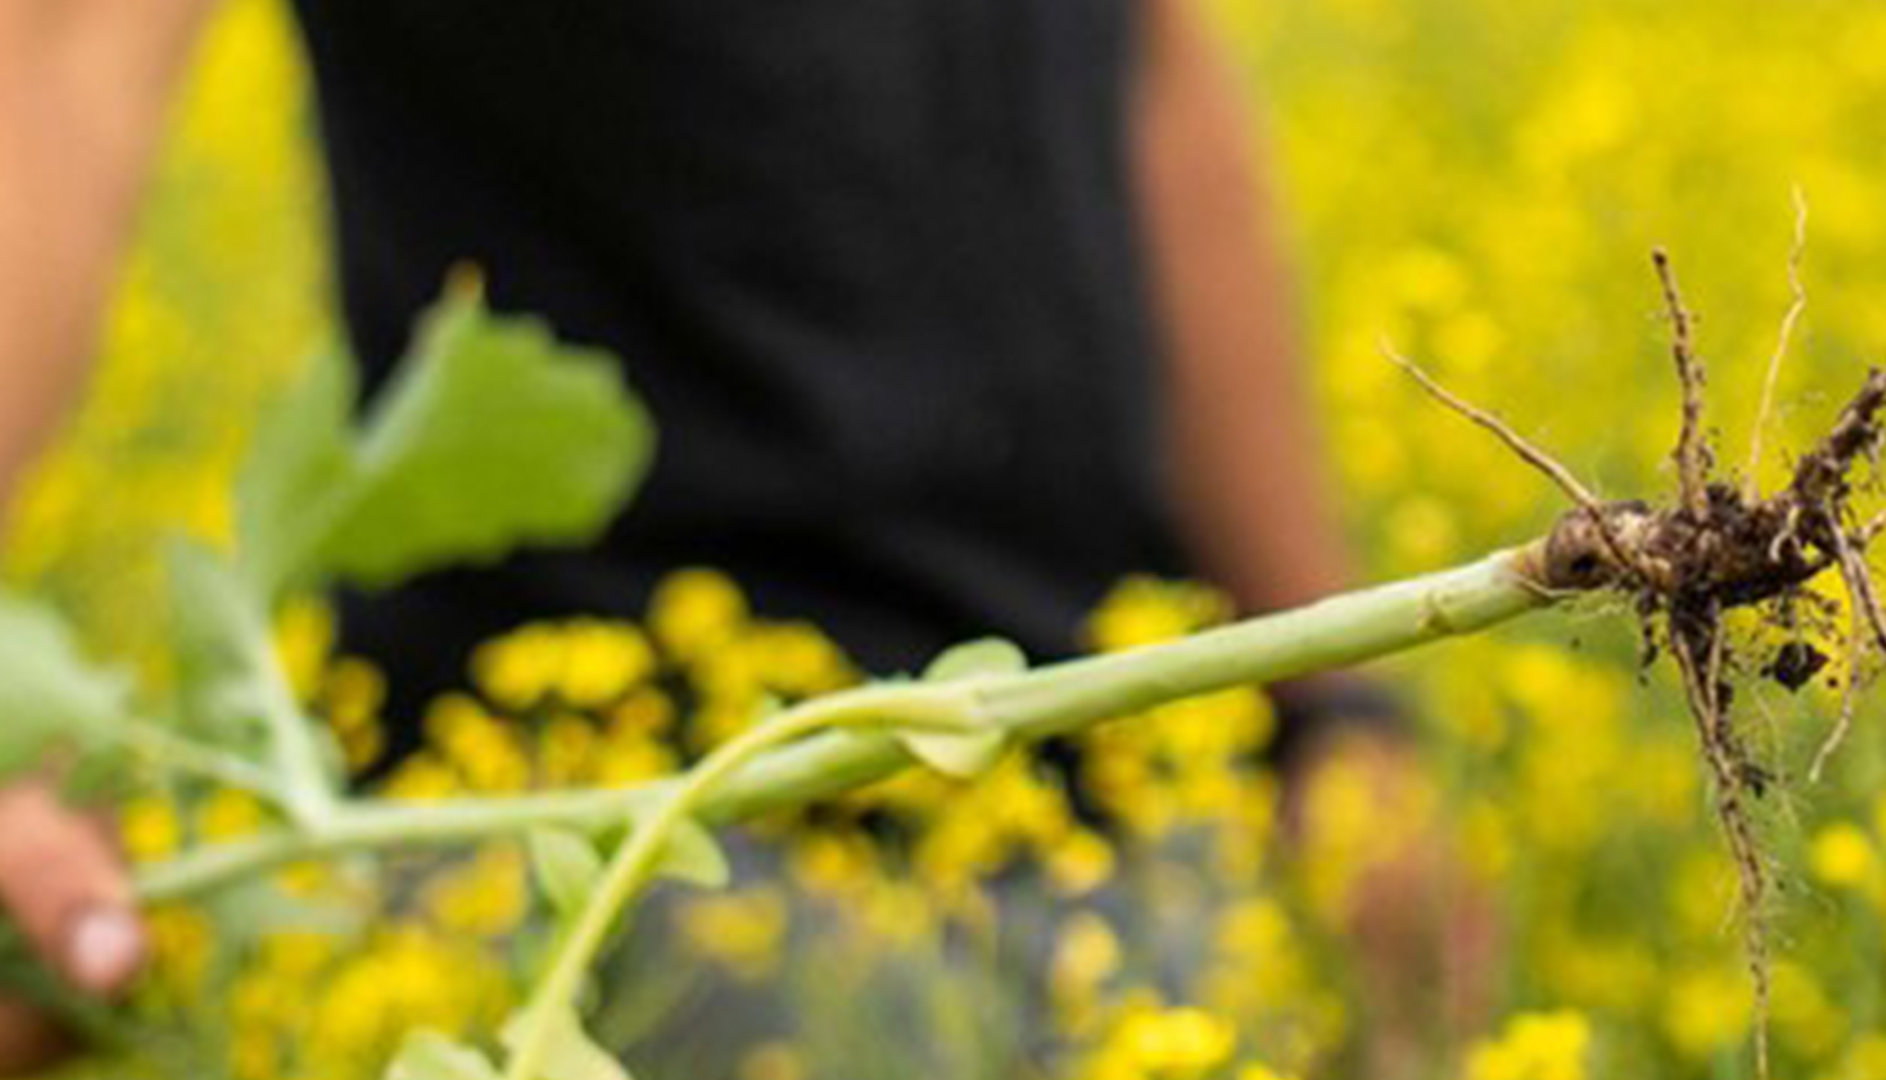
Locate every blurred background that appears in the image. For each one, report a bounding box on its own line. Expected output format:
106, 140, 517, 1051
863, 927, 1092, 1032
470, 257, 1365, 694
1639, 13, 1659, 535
16, 1, 1886, 1078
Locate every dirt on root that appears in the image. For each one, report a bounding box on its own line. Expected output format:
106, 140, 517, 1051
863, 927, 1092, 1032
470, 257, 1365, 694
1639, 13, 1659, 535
1396, 246, 1886, 1080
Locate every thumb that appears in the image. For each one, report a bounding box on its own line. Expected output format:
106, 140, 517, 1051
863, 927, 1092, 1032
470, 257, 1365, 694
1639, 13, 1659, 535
0, 782, 144, 996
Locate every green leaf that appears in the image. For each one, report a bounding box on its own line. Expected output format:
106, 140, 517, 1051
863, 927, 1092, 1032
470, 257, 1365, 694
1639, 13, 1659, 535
0, 593, 134, 779
529, 829, 604, 917
896, 726, 1007, 779
387, 1031, 501, 1080
502, 1005, 634, 1080
922, 637, 1028, 683
654, 817, 730, 889
165, 539, 272, 749
317, 288, 654, 590
234, 286, 654, 596
893, 638, 1025, 778
166, 537, 340, 816
235, 346, 359, 597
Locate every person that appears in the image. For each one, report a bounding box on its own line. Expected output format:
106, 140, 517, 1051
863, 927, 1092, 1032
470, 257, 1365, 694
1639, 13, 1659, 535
0, 0, 1435, 1071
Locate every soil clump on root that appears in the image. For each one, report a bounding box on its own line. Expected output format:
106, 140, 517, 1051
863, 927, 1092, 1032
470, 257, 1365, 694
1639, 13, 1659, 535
1391, 245, 1886, 1080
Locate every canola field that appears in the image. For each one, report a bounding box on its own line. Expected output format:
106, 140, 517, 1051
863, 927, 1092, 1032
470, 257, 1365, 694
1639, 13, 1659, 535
13, 1, 1886, 1078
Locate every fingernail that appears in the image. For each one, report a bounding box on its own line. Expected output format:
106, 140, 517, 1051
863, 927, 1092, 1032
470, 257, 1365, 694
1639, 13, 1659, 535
66, 909, 145, 994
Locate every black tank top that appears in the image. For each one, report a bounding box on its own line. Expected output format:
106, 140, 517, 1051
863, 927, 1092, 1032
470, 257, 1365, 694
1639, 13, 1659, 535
290, 1, 1189, 699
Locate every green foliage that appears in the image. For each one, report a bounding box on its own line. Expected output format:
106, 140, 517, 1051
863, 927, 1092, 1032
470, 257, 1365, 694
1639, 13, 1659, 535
0, 596, 133, 776
896, 637, 1026, 778
530, 829, 606, 919
655, 818, 730, 890
388, 1032, 503, 1080
238, 286, 655, 597
165, 538, 285, 752
503, 1006, 636, 1080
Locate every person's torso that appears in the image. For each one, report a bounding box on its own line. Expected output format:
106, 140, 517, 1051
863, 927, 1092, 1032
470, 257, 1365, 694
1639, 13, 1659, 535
290, 0, 1187, 701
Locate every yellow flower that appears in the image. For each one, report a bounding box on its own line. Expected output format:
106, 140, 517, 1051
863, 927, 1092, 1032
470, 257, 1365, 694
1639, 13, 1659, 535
678, 887, 790, 982
419, 845, 530, 938
197, 789, 270, 841
1464, 1011, 1592, 1080
1085, 577, 1231, 653
1112, 1005, 1239, 1077
1662, 966, 1751, 1062
121, 797, 184, 862
1812, 822, 1879, 891
651, 567, 749, 661
1052, 911, 1123, 1005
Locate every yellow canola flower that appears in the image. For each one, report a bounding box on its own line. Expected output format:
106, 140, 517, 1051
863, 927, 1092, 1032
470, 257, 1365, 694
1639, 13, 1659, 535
651, 567, 750, 661
678, 886, 790, 982
1111, 1005, 1240, 1078
1810, 822, 1879, 892
324, 656, 389, 770
1051, 910, 1123, 1007
274, 596, 336, 702
121, 797, 184, 862
471, 618, 655, 712
1662, 965, 1752, 1062
303, 926, 513, 1073
198, 789, 270, 841
1085, 576, 1231, 654
419, 845, 531, 938
1463, 1011, 1592, 1080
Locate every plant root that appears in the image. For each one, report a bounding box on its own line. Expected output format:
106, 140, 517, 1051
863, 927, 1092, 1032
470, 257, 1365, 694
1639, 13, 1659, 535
1395, 243, 1886, 1080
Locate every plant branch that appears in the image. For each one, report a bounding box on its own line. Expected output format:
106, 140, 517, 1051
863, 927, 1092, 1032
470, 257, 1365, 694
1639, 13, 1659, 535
502, 683, 980, 1080
135, 545, 1553, 903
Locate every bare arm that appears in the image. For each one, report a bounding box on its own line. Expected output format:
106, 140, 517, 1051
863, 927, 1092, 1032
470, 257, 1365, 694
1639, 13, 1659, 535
0, 4, 213, 1070
0, 0, 216, 503
1130, 0, 1353, 619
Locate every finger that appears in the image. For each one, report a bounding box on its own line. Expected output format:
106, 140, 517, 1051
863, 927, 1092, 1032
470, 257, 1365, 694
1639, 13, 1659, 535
0, 997, 74, 1075
0, 783, 144, 996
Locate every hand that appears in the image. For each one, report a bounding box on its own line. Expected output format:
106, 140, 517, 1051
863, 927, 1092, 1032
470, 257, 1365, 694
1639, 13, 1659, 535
1282, 733, 1500, 1080
0, 781, 144, 1074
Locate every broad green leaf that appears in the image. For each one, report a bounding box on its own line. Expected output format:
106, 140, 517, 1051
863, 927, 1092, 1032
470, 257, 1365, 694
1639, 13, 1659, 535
529, 828, 604, 917
387, 1031, 501, 1080
655, 817, 730, 889
235, 346, 359, 597
895, 638, 1026, 778
0, 593, 134, 779
313, 288, 654, 589
502, 1005, 634, 1080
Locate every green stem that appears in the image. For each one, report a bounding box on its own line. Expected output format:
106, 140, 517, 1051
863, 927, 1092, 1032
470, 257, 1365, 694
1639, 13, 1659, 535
110, 721, 283, 802
134, 544, 1551, 903
250, 628, 338, 825
501, 683, 978, 1080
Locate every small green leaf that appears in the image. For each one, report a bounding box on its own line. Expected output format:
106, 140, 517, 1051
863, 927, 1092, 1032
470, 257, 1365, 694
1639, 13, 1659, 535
529, 829, 604, 917
386, 1031, 501, 1080
165, 539, 273, 749
893, 637, 1026, 778
896, 727, 1007, 779
655, 817, 730, 889
502, 1005, 634, 1080
0, 593, 135, 779
313, 288, 655, 589
923, 637, 1028, 683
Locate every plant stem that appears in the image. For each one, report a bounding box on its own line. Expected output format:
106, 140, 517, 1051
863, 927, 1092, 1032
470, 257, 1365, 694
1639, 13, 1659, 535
501, 683, 978, 1080
110, 721, 283, 801
134, 543, 1552, 904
